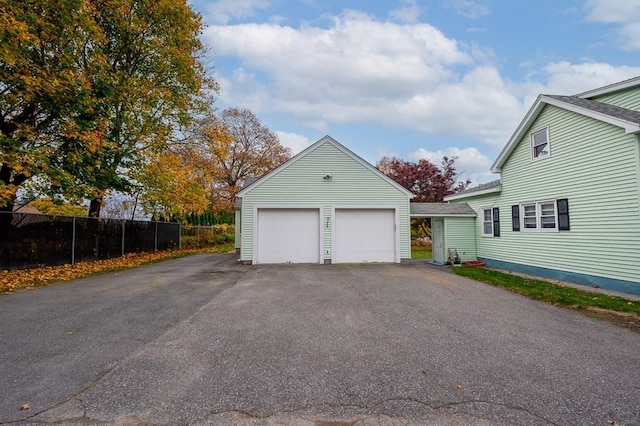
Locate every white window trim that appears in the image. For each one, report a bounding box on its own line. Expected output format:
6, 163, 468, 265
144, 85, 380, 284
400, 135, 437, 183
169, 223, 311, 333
481, 207, 494, 237
520, 200, 558, 233
530, 127, 550, 161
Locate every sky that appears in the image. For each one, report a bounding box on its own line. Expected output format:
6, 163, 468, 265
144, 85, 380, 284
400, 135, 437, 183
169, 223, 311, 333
188, 0, 640, 184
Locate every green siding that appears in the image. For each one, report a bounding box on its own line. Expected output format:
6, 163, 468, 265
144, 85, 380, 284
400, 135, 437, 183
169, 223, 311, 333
234, 209, 241, 250
240, 141, 411, 262
454, 104, 640, 285
444, 217, 477, 262
590, 87, 640, 111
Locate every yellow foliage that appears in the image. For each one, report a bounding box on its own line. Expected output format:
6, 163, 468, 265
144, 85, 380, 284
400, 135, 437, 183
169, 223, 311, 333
0, 245, 235, 294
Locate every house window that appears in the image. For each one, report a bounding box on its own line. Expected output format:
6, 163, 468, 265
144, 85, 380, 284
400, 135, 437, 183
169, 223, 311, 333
520, 201, 557, 231
482, 208, 493, 236
531, 128, 549, 160
482, 207, 500, 237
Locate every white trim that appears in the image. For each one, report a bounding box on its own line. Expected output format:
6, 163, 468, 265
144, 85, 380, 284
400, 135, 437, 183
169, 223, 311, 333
576, 76, 640, 99
491, 95, 640, 172
444, 185, 502, 201
238, 135, 415, 198
519, 200, 559, 233
481, 207, 494, 237
252, 204, 323, 264
331, 205, 401, 263
530, 126, 551, 161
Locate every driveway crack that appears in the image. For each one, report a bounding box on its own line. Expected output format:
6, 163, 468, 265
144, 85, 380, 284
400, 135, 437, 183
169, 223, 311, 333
431, 399, 560, 425
207, 396, 558, 426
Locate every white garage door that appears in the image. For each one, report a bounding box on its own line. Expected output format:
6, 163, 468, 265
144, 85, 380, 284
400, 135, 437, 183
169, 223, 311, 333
256, 208, 320, 264
335, 209, 396, 263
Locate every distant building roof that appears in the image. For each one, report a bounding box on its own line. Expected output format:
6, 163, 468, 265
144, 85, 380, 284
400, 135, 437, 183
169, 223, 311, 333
12, 204, 44, 215
410, 202, 476, 217
443, 180, 502, 201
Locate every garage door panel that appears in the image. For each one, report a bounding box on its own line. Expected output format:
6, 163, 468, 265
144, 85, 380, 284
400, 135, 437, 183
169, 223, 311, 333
257, 209, 320, 264
335, 209, 395, 263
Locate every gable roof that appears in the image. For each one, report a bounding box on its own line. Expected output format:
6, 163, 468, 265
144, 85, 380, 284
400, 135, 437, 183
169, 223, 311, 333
443, 179, 501, 201
576, 75, 640, 99
410, 202, 476, 217
237, 135, 415, 198
491, 78, 640, 173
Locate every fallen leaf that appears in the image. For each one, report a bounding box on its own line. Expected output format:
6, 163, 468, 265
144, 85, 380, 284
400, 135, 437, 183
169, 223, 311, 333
20, 403, 30, 411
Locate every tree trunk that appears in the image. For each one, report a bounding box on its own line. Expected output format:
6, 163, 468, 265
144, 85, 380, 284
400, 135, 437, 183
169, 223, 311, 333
89, 197, 103, 217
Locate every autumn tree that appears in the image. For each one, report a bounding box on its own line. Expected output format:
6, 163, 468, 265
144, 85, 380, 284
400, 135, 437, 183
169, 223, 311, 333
138, 146, 212, 221
135, 105, 228, 219
378, 156, 470, 202
198, 107, 291, 209
1, 0, 212, 217
0, 0, 101, 212
53, 0, 211, 217
377, 156, 470, 237
27, 198, 87, 217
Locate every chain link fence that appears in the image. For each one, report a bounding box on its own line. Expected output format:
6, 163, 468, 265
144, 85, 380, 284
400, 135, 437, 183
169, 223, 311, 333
0, 212, 180, 270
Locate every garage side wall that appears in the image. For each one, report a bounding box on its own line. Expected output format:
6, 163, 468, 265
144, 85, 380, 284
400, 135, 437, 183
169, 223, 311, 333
240, 142, 411, 263
444, 217, 477, 262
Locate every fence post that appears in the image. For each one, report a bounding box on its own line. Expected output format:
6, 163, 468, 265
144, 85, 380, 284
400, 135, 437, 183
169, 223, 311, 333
71, 217, 76, 265
154, 221, 158, 252
121, 220, 126, 256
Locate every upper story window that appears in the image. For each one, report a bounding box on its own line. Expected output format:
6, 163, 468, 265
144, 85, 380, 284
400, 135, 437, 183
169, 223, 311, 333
531, 128, 550, 160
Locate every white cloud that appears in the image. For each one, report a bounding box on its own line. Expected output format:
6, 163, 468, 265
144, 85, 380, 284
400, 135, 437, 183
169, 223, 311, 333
444, 0, 489, 19
409, 146, 496, 184
205, 0, 270, 25
204, 11, 640, 151
390, 0, 423, 23
205, 13, 523, 145
517, 61, 640, 106
275, 131, 313, 155
585, 0, 640, 50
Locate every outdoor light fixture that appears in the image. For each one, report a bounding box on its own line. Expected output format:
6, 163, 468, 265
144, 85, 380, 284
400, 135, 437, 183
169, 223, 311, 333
323, 174, 332, 180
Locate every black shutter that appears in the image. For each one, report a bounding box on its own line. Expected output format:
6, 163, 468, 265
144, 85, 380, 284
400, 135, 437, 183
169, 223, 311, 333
557, 198, 570, 231
492, 207, 500, 237
511, 205, 520, 231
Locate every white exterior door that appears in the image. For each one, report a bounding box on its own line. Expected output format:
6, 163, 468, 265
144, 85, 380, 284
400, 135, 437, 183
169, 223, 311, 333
334, 209, 396, 263
432, 219, 444, 263
256, 208, 320, 264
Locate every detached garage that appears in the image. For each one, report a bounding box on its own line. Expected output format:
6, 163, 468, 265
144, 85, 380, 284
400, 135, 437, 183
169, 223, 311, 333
235, 136, 413, 264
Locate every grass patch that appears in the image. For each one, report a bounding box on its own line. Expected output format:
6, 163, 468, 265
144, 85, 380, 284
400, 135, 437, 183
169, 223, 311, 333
411, 245, 432, 259
452, 266, 640, 316
0, 242, 235, 295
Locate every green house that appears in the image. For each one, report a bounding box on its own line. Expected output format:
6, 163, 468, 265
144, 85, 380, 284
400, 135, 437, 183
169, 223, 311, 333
445, 76, 640, 295
235, 136, 414, 264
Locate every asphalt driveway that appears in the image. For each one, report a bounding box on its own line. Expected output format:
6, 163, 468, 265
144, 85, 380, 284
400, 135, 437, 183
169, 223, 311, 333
1, 255, 639, 425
